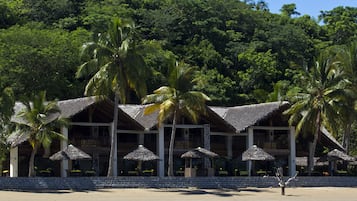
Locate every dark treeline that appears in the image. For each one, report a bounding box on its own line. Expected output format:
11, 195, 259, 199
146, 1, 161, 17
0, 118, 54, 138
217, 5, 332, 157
1, 0, 355, 105
1, 0, 357, 166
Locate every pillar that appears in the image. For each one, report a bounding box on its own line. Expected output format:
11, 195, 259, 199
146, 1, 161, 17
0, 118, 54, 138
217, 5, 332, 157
9, 146, 18, 177
289, 126, 296, 176
61, 126, 68, 177
157, 126, 165, 177
226, 135, 233, 159
203, 124, 211, 168
247, 127, 254, 176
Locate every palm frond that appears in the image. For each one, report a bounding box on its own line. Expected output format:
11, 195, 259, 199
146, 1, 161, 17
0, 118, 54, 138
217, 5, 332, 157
143, 104, 161, 115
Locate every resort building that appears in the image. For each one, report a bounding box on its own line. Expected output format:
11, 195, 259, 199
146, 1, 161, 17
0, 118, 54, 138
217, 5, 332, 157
5, 96, 343, 177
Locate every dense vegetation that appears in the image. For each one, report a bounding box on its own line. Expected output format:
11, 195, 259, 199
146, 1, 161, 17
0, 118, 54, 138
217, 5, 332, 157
1, 0, 357, 156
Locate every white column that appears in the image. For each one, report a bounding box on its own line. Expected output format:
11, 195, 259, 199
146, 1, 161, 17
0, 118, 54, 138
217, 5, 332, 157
226, 136, 233, 159
203, 124, 211, 168
289, 126, 296, 176
157, 126, 165, 177
247, 127, 254, 176
9, 146, 18, 177
61, 126, 68, 177
112, 122, 118, 176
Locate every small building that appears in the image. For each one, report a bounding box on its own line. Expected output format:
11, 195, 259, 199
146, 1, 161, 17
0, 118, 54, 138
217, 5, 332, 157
5, 97, 343, 177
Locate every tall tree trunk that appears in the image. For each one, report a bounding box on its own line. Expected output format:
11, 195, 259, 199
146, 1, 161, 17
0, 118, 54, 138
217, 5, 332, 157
167, 110, 177, 177
107, 94, 119, 177
308, 112, 321, 175
342, 121, 352, 154
28, 144, 38, 177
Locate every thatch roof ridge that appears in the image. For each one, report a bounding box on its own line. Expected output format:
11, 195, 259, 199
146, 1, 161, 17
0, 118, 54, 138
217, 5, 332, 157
119, 104, 159, 130
210, 101, 289, 132
57, 96, 103, 118
11, 96, 102, 124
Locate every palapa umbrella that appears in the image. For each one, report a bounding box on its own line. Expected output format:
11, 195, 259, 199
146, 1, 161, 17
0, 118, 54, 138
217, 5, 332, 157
181, 147, 219, 169
242, 145, 274, 176
181, 147, 219, 159
242, 145, 275, 161
327, 149, 355, 162
123, 145, 159, 173
49, 144, 92, 160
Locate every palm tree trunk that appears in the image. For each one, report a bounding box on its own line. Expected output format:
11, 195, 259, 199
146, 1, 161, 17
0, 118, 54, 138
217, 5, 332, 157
342, 121, 352, 154
308, 112, 321, 175
168, 110, 177, 177
107, 94, 119, 177
29, 144, 38, 177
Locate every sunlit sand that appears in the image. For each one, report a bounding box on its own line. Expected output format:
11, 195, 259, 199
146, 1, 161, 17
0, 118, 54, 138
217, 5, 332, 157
1, 187, 356, 201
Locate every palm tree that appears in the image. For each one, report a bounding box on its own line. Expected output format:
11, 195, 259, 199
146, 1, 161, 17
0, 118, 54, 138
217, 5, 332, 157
284, 53, 348, 175
13, 91, 67, 177
332, 42, 357, 153
76, 18, 149, 176
142, 62, 211, 176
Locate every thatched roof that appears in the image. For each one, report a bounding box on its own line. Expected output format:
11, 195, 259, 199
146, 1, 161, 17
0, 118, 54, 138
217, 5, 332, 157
11, 96, 100, 124
119, 105, 159, 130
6, 130, 31, 148
210, 101, 289, 132
119, 104, 235, 132
49, 144, 91, 160
242, 145, 275, 161
320, 127, 344, 151
327, 149, 355, 161
123, 145, 159, 161
295, 156, 328, 166
181, 147, 219, 158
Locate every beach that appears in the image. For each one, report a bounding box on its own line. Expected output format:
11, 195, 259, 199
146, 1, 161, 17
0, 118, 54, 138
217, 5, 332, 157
1, 187, 356, 201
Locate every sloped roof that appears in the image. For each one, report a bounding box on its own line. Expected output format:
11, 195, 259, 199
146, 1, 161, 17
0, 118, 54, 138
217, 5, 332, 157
119, 104, 158, 130
210, 101, 290, 132
320, 127, 344, 151
11, 96, 143, 129
11, 96, 100, 124
119, 104, 235, 132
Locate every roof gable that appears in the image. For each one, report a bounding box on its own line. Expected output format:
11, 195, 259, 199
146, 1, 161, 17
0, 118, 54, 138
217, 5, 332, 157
210, 101, 290, 132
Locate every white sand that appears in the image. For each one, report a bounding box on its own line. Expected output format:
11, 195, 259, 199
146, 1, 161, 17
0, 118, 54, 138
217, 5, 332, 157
0, 187, 356, 201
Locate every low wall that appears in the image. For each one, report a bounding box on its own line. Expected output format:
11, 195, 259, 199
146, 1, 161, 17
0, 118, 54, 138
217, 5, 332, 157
0, 176, 357, 190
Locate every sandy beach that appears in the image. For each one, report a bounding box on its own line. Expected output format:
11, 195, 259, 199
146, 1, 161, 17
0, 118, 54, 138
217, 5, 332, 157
0, 187, 357, 201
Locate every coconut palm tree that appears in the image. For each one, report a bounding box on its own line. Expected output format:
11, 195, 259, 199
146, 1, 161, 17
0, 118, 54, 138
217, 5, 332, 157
142, 61, 211, 176
13, 91, 67, 177
76, 18, 149, 176
284, 53, 348, 175
332, 42, 357, 153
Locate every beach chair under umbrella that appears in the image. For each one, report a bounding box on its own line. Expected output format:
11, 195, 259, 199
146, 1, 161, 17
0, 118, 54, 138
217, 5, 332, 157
123, 145, 159, 175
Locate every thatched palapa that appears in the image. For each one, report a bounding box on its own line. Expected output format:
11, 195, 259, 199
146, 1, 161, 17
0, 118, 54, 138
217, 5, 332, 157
49, 144, 91, 160
242, 145, 275, 161
327, 149, 355, 162
181, 147, 219, 159
123, 145, 159, 161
